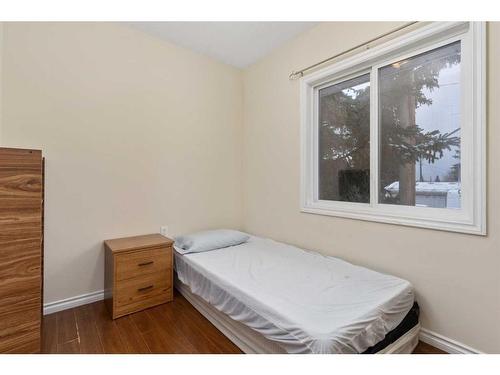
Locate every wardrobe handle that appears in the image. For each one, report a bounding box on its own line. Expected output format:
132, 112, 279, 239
138, 261, 154, 266
137, 285, 153, 292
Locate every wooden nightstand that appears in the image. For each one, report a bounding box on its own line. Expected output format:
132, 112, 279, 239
104, 234, 174, 319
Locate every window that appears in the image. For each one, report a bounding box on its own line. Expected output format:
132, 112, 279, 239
318, 74, 370, 203
301, 22, 485, 234
379, 42, 462, 209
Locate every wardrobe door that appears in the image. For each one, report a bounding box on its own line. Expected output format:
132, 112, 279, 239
0, 148, 43, 353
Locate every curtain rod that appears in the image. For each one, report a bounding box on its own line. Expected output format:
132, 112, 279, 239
289, 21, 419, 80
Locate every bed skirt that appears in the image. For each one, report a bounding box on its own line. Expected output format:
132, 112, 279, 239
175, 276, 420, 354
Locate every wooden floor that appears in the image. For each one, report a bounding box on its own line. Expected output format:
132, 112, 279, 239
42, 290, 445, 354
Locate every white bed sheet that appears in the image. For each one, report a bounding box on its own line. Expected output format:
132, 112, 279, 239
174, 235, 414, 354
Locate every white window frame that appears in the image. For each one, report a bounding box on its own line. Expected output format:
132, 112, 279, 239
300, 22, 486, 235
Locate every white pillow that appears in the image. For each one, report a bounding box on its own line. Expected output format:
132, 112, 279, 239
174, 229, 250, 254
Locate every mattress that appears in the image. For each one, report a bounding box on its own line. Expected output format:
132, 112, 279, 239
174, 235, 415, 354
362, 302, 419, 353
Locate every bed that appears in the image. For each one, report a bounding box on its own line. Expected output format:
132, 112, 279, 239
174, 234, 420, 354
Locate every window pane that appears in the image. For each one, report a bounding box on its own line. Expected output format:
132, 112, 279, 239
318, 74, 370, 203
379, 41, 461, 209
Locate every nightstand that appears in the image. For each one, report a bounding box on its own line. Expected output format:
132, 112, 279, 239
104, 233, 174, 319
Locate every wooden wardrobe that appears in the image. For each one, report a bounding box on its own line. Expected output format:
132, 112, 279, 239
0, 147, 44, 353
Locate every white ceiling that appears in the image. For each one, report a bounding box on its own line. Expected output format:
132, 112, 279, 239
128, 22, 317, 68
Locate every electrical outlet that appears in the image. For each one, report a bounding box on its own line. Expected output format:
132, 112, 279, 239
160, 225, 169, 237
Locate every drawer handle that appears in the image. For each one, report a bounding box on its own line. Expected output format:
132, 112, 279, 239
138, 261, 154, 267
137, 285, 154, 292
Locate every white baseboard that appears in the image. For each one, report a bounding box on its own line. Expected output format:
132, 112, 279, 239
43, 289, 105, 315
419, 328, 483, 354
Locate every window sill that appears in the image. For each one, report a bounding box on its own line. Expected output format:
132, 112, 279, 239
300, 201, 486, 236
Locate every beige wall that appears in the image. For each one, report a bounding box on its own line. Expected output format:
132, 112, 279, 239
0, 23, 243, 304
242, 22, 500, 353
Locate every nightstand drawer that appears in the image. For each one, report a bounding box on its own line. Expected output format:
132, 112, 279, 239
115, 271, 172, 313
115, 247, 172, 281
